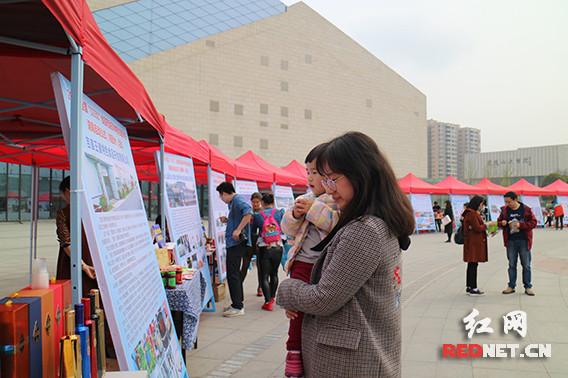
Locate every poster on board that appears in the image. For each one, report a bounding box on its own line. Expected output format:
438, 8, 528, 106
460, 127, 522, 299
487, 195, 505, 221
155, 152, 204, 269
409, 194, 436, 232
234, 180, 260, 205
52, 72, 188, 377
557, 196, 568, 223
207, 170, 229, 282
450, 195, 470, 228
273, 185, 295, 210
522, 196, 544, 226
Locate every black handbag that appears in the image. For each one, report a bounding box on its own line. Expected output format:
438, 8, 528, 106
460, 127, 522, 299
454, 225, 464, 245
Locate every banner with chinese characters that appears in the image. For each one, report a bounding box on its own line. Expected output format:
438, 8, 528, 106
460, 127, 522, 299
273, 185, 295, 210
487, 195, 505, 221
234, 180, 259, 205
409, 194, 436, 232
450, 194, 470, 228
52, 72, 188, 377
522, 196, 544, 226
207, 170, 229, 282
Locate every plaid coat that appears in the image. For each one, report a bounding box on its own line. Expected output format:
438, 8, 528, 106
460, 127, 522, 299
277, 216, 402, 377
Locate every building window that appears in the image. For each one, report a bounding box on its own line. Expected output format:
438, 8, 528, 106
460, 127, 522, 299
260, 139, 269, 150
281, 60, 289, 70
281, 123, 289, 130
209, 133, 219, 146
304, 109, 312, 120
260, 103, 269, 114
205, 40, 215, 48
209, 100, 220, 112
280, 106, 289, 117
234, 104, 244, 116
260, 55, 269, 66
366, 99, 373, 108
280, 81, 289, 92
234, 136, 243, 147
305, 54, 312, 64
260, 121, 268, 128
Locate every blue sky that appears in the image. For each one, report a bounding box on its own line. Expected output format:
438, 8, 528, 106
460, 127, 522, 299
283, 0, 568, 152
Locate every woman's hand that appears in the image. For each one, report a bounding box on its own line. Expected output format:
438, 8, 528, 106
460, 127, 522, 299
82, 263, 96, 279
285, 310, 299, 320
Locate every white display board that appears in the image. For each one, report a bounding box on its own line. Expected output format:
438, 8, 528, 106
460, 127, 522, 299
155, 152, 214, 309
409, 194, 436, 232
487, 195, 505, 221
234, 180, 259, 205
450, 195, 470, 228
557, 196, 568, 223
52, 73, 188, 377
522, 196, 544, 226
207, 170, 229, 282
273, 185, 295, 210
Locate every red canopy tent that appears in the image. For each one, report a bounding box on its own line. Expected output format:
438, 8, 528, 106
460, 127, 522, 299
506, 179, 555, 196
434, 176, 483, 195
473, 178, 508, 195
237, 150, 306, 186
398, 173, 447, 194
542, 179, 568, 196
282, 160, 307, 183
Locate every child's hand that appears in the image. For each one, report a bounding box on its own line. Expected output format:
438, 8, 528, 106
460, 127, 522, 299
294, 198, 314, 217
285, 310, 299, 320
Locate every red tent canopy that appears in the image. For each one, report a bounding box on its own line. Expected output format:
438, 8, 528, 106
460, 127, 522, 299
473, 178, 508, 195
0, 0, 172, 168
282, 160, 307, 183
198, 140, 236, 177
398, 173, 447, 194
434, 176, 483, 195
506, 179, 555, 196
542, 179, 568, 196
237, 151, 305, 186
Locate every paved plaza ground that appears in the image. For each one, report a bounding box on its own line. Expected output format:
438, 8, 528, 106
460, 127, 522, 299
1, 221, 567, 377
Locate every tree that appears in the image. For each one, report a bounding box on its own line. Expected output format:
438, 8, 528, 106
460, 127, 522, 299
542, 172, 568, 187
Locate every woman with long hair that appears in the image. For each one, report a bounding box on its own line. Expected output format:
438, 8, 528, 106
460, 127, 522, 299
462, 196, 496, 296
443, 200, 454, 242
277, 132, 414, 377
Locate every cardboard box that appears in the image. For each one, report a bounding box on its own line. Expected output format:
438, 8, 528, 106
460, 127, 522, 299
16, 288, 56, 378
0, 302, 29, 378
0, 297, 42, 378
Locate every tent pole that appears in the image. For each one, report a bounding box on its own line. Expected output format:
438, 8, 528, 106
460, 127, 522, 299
28, 165, 38, 284
69, 42, 84, 305
160, 138, 166, 233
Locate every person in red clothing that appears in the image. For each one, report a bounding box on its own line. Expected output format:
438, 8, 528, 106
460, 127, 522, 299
498, 191, 538, 296
554, 202, 565, 230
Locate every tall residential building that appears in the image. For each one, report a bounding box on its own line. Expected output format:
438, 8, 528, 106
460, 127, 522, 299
88, 0, 428, 177
428, 120, 459, 179
428, 120, 481, 180
458, 127, 481, 179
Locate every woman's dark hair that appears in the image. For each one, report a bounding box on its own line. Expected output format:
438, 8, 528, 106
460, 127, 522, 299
251, 192, 262, 201
261, 192, 275, 205
216, 182, 235, 195
315, 132, 415, 244
445, 200, 452, 210
305, 142, 328, 164
59, 176, 70, 193
467, 196, 484, 211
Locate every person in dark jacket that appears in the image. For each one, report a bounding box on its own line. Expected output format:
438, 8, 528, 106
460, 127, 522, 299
462, 196, 497, 296
498, 191, 538, 296
443, 201, 454, 242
